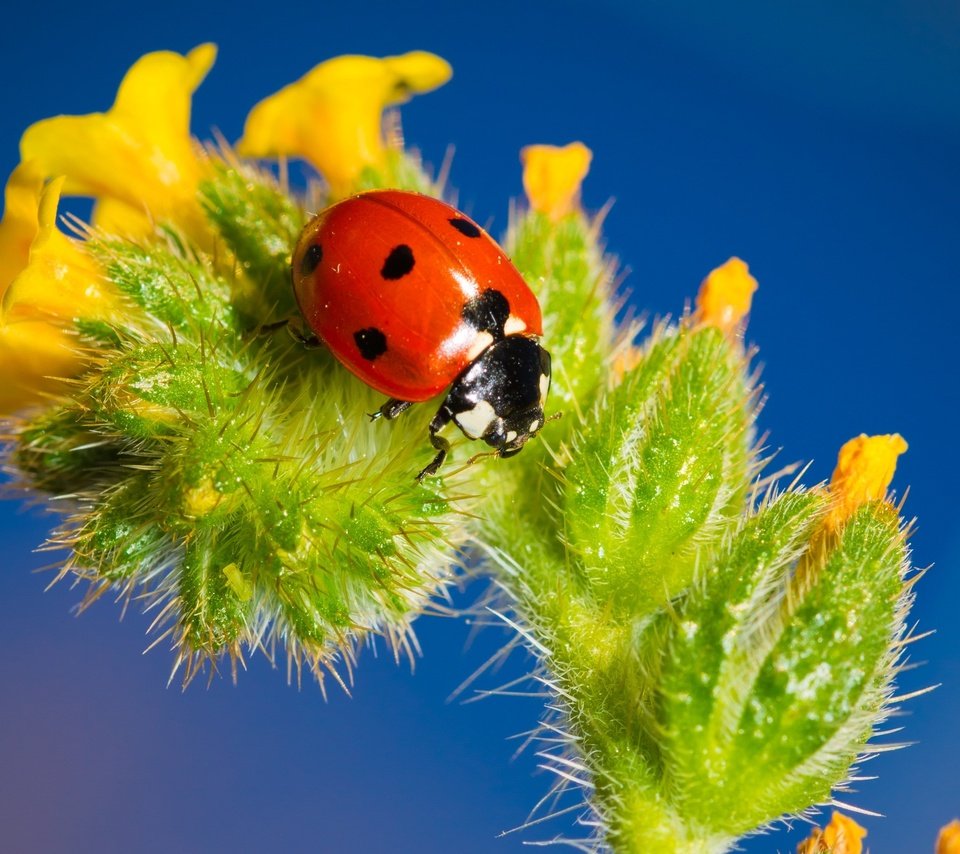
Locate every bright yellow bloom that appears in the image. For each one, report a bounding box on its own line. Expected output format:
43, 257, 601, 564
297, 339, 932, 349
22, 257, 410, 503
3, 177, 110, 324
827, 433, 908, 529
796, 812, 867, 854
520, 142, 592, 220
695, 257, 758, 334
937, 820, 960, 854
238, 52, 451, 196
20, 44, 216, 242
0, 162, 114, 414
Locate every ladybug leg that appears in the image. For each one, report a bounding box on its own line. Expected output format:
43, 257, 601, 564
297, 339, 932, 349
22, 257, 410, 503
416, 408, 453, 482
370, 398, 415, 422
256, 319, 290, 336
287, 320, 323, 350
253, 317, 323, 349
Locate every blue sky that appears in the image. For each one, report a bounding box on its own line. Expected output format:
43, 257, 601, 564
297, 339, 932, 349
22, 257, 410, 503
1, 1, 957, 851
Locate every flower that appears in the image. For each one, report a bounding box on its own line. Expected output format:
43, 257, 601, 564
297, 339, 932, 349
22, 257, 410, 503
695, 256, 757, 334
237, 52, 451, 196
520, 141, 592, 220
0, 163, 113, 414
20, 44, 216, 243
827, 433, 908, 529
3, 177, 109, 324
797, 812, 867, 854
938, 820, 960, 854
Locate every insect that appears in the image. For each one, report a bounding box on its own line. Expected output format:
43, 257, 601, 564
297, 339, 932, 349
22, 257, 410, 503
291, 189, 552, 480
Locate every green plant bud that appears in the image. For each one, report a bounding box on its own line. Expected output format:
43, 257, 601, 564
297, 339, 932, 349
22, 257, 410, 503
10, 408, 122, 494
563, 325, 753, 615
7, 159, 473, 685
94, 239, 237, 333
357, 150, 440, 196
67, 473, 166, 579
198, 159, 305, 320
507, 210, 616, 425
86, 343, 248, 439
178, 526, 249, 659
657, 496, 909, 837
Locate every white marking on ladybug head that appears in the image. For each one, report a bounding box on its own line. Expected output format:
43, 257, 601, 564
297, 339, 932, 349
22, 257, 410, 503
505, 430, 518, 443
503, 315, 526, 336
465, 330, 495, 361
454, 399, 498, 439
529, 418, 542, 433
539, 373, 550, 403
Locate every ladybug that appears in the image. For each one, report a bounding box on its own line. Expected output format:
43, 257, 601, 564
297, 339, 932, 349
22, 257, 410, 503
291, 189, 552, 480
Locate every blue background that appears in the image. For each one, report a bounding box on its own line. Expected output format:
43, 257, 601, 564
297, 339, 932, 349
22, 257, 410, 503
1, 1, 957, 851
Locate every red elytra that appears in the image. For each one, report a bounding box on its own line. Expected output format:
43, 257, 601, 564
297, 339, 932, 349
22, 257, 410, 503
291, 189, 543, 402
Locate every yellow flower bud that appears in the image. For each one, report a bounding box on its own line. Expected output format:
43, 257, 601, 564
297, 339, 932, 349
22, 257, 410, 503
695, 257, 757, 335
827, 433, 908, 529
937, 819, 960, 854
238, 52, 451, 196
520, 141, 592, 220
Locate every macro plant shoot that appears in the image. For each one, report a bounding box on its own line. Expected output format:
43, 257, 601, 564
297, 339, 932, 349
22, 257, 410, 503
0, 42, 950, 854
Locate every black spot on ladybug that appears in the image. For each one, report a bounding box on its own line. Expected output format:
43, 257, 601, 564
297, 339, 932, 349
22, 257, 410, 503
462, 289, 510, 338
354, 327, 388, 361
300, 243, 323, 276
381, 244, 415, 280
449, 217, 481, 238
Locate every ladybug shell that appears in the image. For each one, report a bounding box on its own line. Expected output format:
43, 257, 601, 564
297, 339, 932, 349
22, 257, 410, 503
292, 190, 543, 402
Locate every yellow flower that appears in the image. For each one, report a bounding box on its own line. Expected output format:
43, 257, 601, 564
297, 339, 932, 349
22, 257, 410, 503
0, 162, 114, 415
3, 177, 110, 324
938, 820, 960, 854
827, 433, 908, 529
20, 44, 216, 243
520, 142, 592, 220
695, 257, 758, 334
237, 52, 451, 196
796, 812, 867, 854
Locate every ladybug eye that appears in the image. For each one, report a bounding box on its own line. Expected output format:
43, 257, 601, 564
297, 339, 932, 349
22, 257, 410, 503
300, 243, 323, 276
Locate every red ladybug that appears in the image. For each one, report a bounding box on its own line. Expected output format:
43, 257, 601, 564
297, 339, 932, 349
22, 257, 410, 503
291, 189, 552, 480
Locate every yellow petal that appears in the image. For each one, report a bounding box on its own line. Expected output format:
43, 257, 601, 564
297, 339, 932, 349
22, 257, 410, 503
521, 142, 592, 220
695, 257, 758, 334
237, 51, 451, 196
796, 813, 867, 854
0, 166, 115, 415
938, 820, 960, 854
20, 44, 215, 240
821, 812, 867, 854
2, 177, 113, 324
0, 320, 82, 414
827, 433, 908, 529
795, 828, 824, 854
91, 195, 153, 237
0, 161, 45, 288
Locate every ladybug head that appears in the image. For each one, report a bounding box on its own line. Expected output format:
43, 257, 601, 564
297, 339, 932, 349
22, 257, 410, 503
446, 336, 552, 458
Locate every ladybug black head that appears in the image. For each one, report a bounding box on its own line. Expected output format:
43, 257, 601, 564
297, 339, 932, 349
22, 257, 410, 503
445, 336, 551, 457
